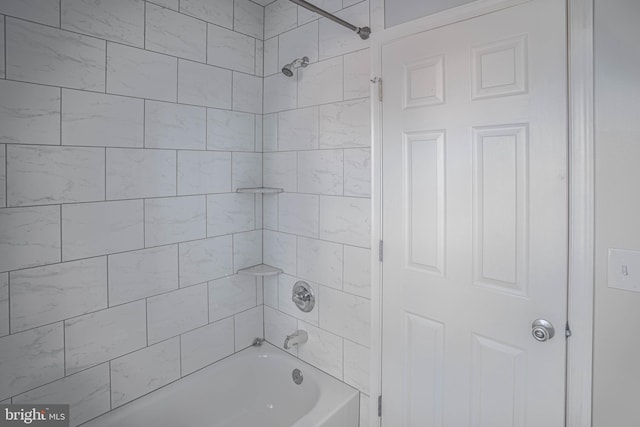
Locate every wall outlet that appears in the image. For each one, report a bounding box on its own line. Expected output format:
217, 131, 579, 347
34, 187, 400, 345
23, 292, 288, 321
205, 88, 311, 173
608, 248, 640, 293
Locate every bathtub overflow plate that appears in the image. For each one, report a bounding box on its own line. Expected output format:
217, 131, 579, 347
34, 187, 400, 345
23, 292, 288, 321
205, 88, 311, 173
292, 368, 303, 385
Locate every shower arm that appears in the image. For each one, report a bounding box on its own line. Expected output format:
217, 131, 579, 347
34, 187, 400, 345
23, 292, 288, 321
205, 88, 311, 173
288, 0, 371, 40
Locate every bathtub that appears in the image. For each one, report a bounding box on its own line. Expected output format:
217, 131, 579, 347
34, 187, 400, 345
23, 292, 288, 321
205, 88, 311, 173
82, 342, 359, 427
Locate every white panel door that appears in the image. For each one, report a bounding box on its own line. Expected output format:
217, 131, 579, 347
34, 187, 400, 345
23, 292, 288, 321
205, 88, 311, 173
381, 1, 568, 426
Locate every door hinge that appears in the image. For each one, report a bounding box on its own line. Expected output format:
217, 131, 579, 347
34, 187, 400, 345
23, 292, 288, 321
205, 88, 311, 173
565, 321, 572, 338
371, 77, 382, 102
378, 240, 383, 262
378, 395, 382, 417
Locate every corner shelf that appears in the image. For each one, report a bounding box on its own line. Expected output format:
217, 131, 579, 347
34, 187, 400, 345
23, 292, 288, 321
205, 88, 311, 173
237, 264, 283, 277
236, 187, 284, 194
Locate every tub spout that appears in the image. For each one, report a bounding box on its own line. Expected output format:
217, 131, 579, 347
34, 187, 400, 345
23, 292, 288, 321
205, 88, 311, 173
284, 330, 308, 349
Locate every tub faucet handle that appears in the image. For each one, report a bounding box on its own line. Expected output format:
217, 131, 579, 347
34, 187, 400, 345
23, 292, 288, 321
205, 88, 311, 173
284, 330, 308, 349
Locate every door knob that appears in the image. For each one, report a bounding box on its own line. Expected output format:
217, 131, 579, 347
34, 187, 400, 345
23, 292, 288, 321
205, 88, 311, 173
531, 319, 555, 342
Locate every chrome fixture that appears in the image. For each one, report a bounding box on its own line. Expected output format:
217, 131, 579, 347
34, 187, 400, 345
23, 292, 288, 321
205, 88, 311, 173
292, 368, 303, 385
252, 337, 265, 346
288, 0, 371, 40
292, 281, 315, 312
531, 319, 555, 342
284, 330, 308, 349
282, 56, 309, 77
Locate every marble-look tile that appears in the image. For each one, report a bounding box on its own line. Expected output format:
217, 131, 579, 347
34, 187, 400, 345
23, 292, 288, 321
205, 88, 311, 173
178, 236, 233, 287
233, 230, 262, 271
234, 306, 263, 351
254, 112, 263, 152
207, 22, 255, 74
319, 1, 369, 60
234, 0, 264, 39
0, 79, 60, 145
10, 258, 107, 333
344, 48, 370, 100
145, 101, 206, 150
265, 0, 297, 39
180, 318, 234, 375
209, 275, 257, 321
319, 287, 370, 346
278, 193, 319, 238
147, 284, 208, 344
62, 89, 144, 148
278, 106, 318, 151
255, 40, 264, 77
207, 109, 255, 151
111, 338, 180, 408
264, 306, 297, 355
145, 196, 206, 247
13, 364, 110, 427
297, 321, 343, 379
62, 200, 144, 261
319, 98, 370, 148
0, 18, 5, 79
297, 0, 341, 25
263, 114, 278, 152
263, 275, 278, 308
232, 152, 262, 190
278, 274, 319, 325
180, 0, 233, 28
279, 21, 319, 64
0, 206, 61, 273
178, 60, 232, 109
6, 18, 105, 91
298, 149, 344, 195
104, 134, 153, 177
107, 43, 177, 102
297, 236, 343, 289
344, 148, 371, 197
263, 195, 278, 231
65, 301, 146, 374
178, 151, 231, 195
150, 0, 178, 10
320, 196, 371, 247
0, 323, 64, 401
146, 3, 206, 62
263, 152, 297, 192
264, 37, 278, 77
343, 245, 371, 298
0, 0, 60, 26
233, 72, 263, 114
207, 194, 255, 236
61, 0, 144, 48
263, 230, 297, 274
264, 73, 297, 114
7, 145, 105, 206
108, 245, 179, 306
344, 340, 370, 394
298, 56, 344, 107
0, 274, 7, 337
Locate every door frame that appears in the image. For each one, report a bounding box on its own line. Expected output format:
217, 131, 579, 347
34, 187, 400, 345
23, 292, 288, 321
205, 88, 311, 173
368, 0, 595, 425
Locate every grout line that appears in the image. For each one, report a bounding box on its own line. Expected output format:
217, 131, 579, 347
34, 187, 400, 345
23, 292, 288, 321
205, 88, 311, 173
62, 319, 66, 376
145, 298, 149, 346
108, 361, 112, 409
6, 272, 11, 335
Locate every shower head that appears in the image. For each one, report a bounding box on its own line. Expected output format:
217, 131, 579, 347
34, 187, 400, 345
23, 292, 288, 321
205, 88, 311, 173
282, 56, 309, 77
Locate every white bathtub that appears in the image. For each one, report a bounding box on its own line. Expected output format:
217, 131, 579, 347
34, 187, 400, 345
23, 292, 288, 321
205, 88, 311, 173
82, 342, 359, 427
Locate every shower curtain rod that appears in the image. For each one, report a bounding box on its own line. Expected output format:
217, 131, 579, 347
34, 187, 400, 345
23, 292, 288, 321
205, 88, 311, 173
288, 0, 371, 40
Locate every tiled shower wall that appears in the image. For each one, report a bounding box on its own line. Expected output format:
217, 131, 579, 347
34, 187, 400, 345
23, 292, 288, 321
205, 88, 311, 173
0, 0, 267, 424
259, 1, 373, 425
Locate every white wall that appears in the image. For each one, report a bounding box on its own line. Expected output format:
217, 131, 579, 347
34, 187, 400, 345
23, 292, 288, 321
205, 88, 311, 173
261, 1, 372, 425
0, 1, 264, 425
593, 1, 640, 425
384, 0, 477, 27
